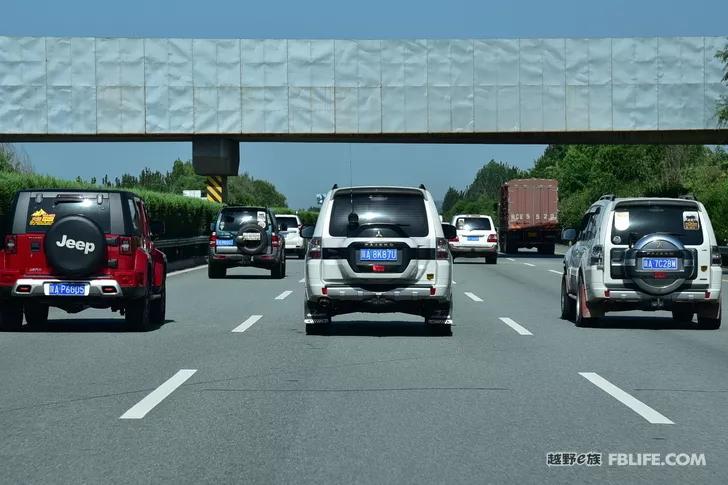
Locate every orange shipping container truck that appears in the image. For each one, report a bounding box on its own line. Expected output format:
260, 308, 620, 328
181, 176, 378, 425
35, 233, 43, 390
499, 178, 559, 255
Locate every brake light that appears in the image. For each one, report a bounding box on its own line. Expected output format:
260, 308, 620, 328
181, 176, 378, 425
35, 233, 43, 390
119, 236, 133, 255
307, 237, 322, 259
448, 236, 459, 243
711, 245, 722, 266
4, 235, 17, 254
487, 233, 498, 243
271, 234, 280, 247
372, 264, 385, 272
436, 237, 449, 259
209, 232, 217, 248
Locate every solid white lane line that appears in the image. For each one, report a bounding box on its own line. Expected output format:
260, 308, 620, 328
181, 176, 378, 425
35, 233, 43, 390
167, 265, 207, 277
464, 292, 483, 302
523, 262, 536, 267
548, 269, 562, 275
232, 315, 262, 333
498, 317, 533, 336
506, 258, 515, 262
579, 372, 674, 425
275, 290, 293, 300
120, 369, 197, 420
299, 278, 305, 283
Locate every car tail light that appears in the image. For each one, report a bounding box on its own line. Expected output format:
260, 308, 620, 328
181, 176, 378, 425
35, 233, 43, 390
209, 232, 217, 248
4, 235, 17, 254
590, 245, 603, 267
430, 287, 436, 296
271, 234, 280, 247
436, 237, 450, 259
448, 236, 459, 243
487, 233, 498, 243
711, 245, 722, 266
119, 236, 133, 255
307, 237, 322, 259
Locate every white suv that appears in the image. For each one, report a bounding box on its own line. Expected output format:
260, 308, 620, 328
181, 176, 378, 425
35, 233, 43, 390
561, 195, 722, 329
449, 214, 498, 264
276, 214, 306, 259
302, 185, 454, 335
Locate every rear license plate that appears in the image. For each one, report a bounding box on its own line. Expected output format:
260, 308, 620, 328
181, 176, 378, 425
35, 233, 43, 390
47, 282, 88, 296
467, 236, 479, 241
242, 233, 261, 241
360, 248, 398, 261
642, 257, 678, 270
216, 239, 234, 246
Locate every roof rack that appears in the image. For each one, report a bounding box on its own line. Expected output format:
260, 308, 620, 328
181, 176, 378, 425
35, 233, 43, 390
599, 194, 616, 201
419, 184, 427, 190
678, 193, 696, 201
331, 184, 338, 190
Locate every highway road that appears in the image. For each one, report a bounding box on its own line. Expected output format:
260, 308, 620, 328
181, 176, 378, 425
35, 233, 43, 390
1, 252, 727, 484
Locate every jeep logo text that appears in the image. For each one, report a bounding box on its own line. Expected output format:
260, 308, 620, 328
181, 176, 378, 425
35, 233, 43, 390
56, 234, 96, 254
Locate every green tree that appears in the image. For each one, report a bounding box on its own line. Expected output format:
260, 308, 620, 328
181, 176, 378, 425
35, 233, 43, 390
441, 187, 461, 215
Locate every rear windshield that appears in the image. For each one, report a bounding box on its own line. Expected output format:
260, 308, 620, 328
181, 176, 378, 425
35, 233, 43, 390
611, 205, 704, 246
329, 192, 429, 238
276, 216, 299, 228
454, 217, 492, 231
217, 208, 269, 232
25, 196, 111, 233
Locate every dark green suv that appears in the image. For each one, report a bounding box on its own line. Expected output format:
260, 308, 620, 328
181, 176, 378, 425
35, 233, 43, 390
208, 206, 287, 279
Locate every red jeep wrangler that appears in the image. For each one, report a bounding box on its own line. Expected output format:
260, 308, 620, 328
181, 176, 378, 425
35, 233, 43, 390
0, 190, 167, 331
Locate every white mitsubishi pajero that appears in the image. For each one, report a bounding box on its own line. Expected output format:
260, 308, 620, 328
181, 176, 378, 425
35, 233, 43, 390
561, 195, 722, 329
302, 185, 454, 335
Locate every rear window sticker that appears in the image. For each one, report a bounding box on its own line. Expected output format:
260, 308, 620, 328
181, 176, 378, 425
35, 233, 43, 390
257, 211, 266, 221
29, 209, 56, 226
683, 211, 700, 231
614, 211, 630, 231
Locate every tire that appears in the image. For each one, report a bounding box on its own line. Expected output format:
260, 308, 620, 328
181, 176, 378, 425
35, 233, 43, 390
560, 275, 576, 321
125, 296, 150, 331
429, 324, 452, 336
671, 308, 693, 323
575, 275, 595, 327
298, 249, 305, 259
486, 255, 497, 265
24, 304, 49, 328
305, 301, 331, 334
0, 302, 24, 331
271, 258, 285, 279
697, 303, 721, 330
45, 215, 107, 278
208, 263, 226, 279
149, 287, 166, 326
538, 244, 555, 255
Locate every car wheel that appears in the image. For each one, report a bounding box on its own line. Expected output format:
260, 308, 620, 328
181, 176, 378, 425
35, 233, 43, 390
208, 263, 226, 279
560, 275, 576, 321
486, 255, 497, 265
298, 249, 305, 259
0, 302, 24, 331
271, 258, 284, 279
282, 257, 287, 277
24, 304, 49, 328
697, 303, 721, 330
125, 296, 150, 331
671, 308, 693, 323
429, 324, 452, 336
150, 287, 166, 326
575, 275, 595, 327
304, 301, 331, 334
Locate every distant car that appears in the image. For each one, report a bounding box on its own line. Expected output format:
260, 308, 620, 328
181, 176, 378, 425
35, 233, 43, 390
561, 194, 721, 328
208, 206, 287, 279
302, 185, 454, 335
449, 214, 498, 264
276, 214, 307, 259
0, 189, 167, 331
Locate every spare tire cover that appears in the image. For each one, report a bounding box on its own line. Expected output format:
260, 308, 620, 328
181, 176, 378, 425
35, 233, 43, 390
629, 234, 688, 296
45, 215, 107, 277
236, 223, 268, 255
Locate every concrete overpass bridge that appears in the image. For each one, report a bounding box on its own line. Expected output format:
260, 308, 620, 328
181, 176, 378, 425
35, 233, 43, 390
0, 35, 726, 177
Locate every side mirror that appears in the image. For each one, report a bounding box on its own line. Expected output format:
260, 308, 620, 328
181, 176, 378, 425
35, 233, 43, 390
562, 228, 577, 242
209, 222, 216, 232
441, 223, 457, 240
279, 223, 288, 232
150, 220, 166, 238
301, 225, 315, 239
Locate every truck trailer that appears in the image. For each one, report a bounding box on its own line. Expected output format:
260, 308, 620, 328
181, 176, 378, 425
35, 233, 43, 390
499, 178, 559, 255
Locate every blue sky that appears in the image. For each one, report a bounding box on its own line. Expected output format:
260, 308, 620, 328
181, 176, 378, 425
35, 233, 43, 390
6, 0, 728, 208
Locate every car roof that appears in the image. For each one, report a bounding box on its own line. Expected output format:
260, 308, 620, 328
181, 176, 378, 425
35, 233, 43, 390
332, 185, 427, 196
19, 188, 137, 197
597, 197, 701, 209
221, 206, 268, 211
453, 214, 492, 218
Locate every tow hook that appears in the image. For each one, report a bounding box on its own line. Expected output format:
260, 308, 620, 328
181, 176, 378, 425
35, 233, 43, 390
651, 298, 663, 309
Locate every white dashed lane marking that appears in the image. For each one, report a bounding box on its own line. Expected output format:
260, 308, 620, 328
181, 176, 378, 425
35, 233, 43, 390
167, 265, 207, 277
506, 258, 515, 262
579, 372, 674, 425
523, 263, 536, 267
120, 369, 197, 420
299, 278, 305, 283
232, 315, 262, 333
464, 292, 483, 302
275, 290, 293, 300
498, 317, 533, 336
548, 270, 562, 275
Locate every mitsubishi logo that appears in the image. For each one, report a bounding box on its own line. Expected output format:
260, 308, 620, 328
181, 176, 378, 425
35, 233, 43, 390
375, 229, 383, 238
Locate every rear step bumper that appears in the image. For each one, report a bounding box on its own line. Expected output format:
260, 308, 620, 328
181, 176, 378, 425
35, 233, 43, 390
7, 278, 144, 299
313, 285, 450, 301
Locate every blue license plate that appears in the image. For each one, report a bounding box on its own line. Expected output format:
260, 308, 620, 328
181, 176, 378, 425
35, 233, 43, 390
47, 283, 88, 296
642, 257, 678, 270
360, 248, 398, 262
216, 239, 234, 246
467, 236, 479, 241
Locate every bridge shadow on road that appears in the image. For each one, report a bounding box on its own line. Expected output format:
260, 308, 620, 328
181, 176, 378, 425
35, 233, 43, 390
15, 318, 174, 333
315, 320, 452, 337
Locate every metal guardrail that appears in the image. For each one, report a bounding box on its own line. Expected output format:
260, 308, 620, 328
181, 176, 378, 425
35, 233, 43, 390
154, 236, 209, 249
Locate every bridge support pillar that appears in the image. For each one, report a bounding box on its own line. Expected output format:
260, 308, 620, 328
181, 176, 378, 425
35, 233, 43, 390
192, 138, 240, 176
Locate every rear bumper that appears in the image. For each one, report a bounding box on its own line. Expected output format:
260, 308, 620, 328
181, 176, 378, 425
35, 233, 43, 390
312, 284, 451, 302
0, 278, 145, 301
450, 245, 498, 256
209, 252, 278, 268
306, 284, 452, 317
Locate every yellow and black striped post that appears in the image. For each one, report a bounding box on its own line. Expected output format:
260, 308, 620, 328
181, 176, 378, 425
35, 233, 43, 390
206, 175, 226, 203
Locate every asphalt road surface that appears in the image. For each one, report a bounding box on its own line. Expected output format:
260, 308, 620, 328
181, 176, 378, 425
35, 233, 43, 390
1, 252, 727, 484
